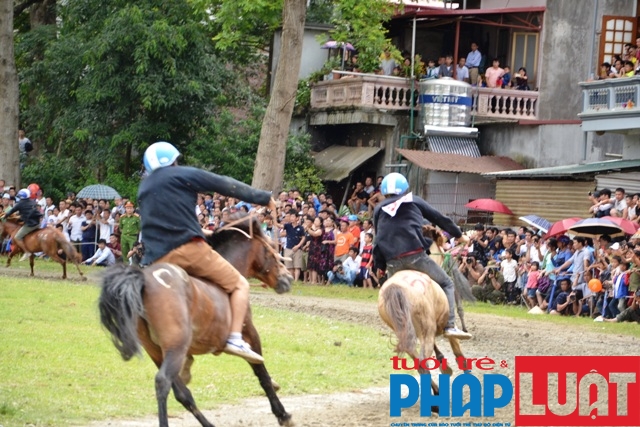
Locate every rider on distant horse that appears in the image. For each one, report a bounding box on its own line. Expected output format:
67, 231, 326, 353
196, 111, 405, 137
138, 142, 277, 364
1, 188, 43, 253
373, 173, 473, 340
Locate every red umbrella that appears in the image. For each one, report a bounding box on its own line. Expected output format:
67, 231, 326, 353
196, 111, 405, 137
464, 199, 513, 215
547, 217, 582, 237
601, 216, 639, 235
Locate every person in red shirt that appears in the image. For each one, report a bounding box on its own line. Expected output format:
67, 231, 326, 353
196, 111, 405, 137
348, 214, 361, 247
360, 232, 374, 289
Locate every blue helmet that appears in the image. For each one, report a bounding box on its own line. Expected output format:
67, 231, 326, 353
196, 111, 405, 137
143, 141, 181, 173
380, 173, 409, 196
16, 188, 30, 201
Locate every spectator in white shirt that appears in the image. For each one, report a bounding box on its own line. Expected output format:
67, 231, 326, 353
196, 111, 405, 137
83, 239, 116, 266
98, 209, 114, 240
456, 57, 470, 83
466, 42, 482, 84
68, 205, 86, 252
328, 247, 361, 286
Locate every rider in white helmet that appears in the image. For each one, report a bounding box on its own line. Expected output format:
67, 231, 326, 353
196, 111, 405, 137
373, 173, 472, 340
2, 188, 43, 254
138, 142, 278, 364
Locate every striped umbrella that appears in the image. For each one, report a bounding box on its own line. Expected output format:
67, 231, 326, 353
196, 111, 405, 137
76, 184, 121, 200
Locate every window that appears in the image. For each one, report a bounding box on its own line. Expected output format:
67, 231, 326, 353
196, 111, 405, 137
511, 32, 539, 88
598, 16, 636, 66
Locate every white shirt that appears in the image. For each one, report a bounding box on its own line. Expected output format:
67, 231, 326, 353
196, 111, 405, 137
359, 228, 374, 253
501, 259, 518, 282
456, 65, 469, 81
99, 217, 114, 240
86, 246, 116, 266
343, 255, 361, 274
68, 214, 86, 241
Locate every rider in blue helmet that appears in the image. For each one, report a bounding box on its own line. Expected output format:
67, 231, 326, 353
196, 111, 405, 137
2, 188, 43, 254
139, 141, 279, 364
373, 173, 472, 340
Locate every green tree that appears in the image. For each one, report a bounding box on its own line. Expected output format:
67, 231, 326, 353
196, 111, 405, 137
17, 0, 237, 182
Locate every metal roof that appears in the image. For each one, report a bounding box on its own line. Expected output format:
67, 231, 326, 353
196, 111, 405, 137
313, 145, 383, 182
483, 159, 640, 178
426, 135, 481, 158
397, 149, 523, 174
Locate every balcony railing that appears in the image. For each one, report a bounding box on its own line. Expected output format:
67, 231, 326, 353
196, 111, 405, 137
310, 72, 417, 110
310, 71, 540, 120
471, 88, 539, 120
578, 76, 640, 133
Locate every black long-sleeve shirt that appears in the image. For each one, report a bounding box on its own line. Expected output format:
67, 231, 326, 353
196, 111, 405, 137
138, 166, 272, 264
5, 198, 42, 227
373, 194, 462, 262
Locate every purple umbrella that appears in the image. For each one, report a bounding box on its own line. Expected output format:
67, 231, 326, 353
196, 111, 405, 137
321, 41, 356, 51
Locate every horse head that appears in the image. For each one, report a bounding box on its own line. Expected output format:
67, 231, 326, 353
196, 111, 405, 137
208, 213, 293, 294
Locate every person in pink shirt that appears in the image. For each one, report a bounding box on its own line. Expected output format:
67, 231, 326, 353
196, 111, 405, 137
485, 58, 504, 88
525, 261, 541, 308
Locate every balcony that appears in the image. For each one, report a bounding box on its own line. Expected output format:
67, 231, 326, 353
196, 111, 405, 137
310, 72, 416, 111
579, 76, 640, 133
310, 71, 539, 121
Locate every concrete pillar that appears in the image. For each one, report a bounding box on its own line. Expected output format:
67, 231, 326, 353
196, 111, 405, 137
622, 134, 640, 159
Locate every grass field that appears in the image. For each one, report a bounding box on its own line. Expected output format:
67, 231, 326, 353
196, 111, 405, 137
0, 275, 392, 427
258, 282, 640, 338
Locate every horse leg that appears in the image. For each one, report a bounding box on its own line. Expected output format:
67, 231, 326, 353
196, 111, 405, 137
29, 253, 35, 276
455, 289, 467, 332
155, 349, 188, 427
419, 330, 440, 414
243, 317, 292, 426
447, 337, 466, 370
6, 248, 19, 268
172, 376, 216, 427
47, 252, 69, 279
434, 344, 453, 375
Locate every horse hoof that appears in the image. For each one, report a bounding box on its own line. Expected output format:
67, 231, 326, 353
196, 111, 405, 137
441, 365, 453, 375
278, 415, 294, 427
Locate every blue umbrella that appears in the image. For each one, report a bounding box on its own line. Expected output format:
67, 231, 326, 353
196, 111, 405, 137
519, 215, 552, 233
76, 184, 121, 200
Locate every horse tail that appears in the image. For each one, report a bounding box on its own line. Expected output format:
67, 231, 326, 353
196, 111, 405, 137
383, 284, 417, 355
98, 263, 146, 361
55, 233, 80, 263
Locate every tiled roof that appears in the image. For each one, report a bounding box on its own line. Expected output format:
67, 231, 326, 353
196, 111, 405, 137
397, 149, 523, 174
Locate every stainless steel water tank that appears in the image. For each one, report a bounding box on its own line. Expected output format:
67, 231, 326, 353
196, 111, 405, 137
418, 77, 473, 128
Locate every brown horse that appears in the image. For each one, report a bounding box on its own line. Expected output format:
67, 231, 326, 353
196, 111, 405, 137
98, 215, 294, 427
378, 269, 466, 407
0, 214, 83, 279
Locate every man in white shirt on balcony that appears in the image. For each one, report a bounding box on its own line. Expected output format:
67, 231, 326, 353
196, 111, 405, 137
485, 58, 504, 88
456, 57, 469, 83
466, 42, 482, 85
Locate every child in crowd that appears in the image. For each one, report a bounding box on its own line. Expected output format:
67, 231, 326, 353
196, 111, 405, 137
525, 261, 540, 308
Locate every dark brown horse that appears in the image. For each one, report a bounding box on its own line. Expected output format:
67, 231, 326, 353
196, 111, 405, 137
0, 214, 83, 279
98, 214, 294, 427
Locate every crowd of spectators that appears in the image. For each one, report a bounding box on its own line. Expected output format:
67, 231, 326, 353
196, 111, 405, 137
1, 181, 139, 267
346, 42, 532, 91
453, 186, 640, 325
597, 39, 640, 80
2, 176, 640, 323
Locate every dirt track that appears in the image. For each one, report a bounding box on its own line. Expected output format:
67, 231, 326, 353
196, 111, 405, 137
83, 291, 638, 427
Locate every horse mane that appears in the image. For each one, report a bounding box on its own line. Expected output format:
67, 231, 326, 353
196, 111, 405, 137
422, 225, 446, 248
205, 212, 264, 250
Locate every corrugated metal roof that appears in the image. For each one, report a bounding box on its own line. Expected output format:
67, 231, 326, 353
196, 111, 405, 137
313, 145, 382, 182
426, 135, 481, 157
492, 180, 593, 226
483, 159, 640, 178
398, 149, 523, 174
596, 172, 640, 194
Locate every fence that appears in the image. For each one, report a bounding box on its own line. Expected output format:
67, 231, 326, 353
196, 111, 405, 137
422, 182, 496, 228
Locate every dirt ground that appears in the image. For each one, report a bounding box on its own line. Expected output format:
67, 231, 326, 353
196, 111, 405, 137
80, 291, 638, 427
